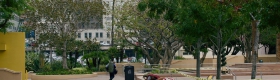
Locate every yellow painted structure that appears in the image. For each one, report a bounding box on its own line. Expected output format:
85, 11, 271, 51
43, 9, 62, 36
0, 32, 26, 80
0, 43, 6, 50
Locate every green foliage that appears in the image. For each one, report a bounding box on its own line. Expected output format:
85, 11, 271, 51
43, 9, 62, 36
37, 62, 92, 75
174, 56, 185, 60
50, 61, 64, 71
87, 65, 106, 72
0, 0, 32, 32
107, 47, 118, 59
100, 57, 110, 65
151, 69, 160, 74
150, 69, 178, 74
82, 51, 106, 59
259, 26, 278, 46
25, 52, 40, 72
98, 65, 107, 72
88, 67, 98, 72
37, 69, 92, 75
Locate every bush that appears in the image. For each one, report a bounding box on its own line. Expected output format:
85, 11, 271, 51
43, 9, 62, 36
151, 69, 160, 74
25, 52, 40, 72
89, 67, 98, 72
51, 61, 64, 71
99, 65, 107, 72
174, 56, 185, 60
37, 69, 92, 75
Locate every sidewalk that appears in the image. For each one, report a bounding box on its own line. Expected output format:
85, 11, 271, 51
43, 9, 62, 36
68, 75, 124, 80
68, 75, 280, 80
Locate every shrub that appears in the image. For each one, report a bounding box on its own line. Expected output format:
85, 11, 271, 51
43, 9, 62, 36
25, 52, 40, 72
99, 65, 107, 72
37, 69, 92, 75
151, 69, 160, 74
174, 56, 185, 60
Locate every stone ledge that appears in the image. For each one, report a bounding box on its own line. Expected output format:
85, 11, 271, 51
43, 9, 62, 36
31, 72, 97, 80
0, 68, 21, 74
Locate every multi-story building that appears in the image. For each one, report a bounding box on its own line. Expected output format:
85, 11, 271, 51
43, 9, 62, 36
76, 0, 128, 46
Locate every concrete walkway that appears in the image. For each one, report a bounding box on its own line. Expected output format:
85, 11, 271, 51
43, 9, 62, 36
67, 75, 280, 80
68, 75, 124, 80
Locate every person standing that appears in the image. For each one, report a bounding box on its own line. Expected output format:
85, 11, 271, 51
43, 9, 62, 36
106, 61, 117, 80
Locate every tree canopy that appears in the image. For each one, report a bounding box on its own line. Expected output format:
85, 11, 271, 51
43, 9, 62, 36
0, 0, 31, 32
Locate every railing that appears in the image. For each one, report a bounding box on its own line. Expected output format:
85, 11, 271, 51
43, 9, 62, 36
228, 69, 236, 80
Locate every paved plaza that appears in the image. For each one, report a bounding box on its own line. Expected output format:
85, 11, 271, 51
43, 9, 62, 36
65, 75, 280, 80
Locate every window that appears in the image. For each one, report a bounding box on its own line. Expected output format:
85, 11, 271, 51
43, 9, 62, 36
107, 41, 110, 44
107, 32, 110, 38
89, 33, 92, 38
84, 33, 88, 38
95, 32, 99, 38
100, 32, 103, 38
100, 41, 104, 44
77, 33, 81, 38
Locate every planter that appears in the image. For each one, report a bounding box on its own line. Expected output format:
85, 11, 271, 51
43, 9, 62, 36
154, 73, 184, 77
31, 72, 97, 80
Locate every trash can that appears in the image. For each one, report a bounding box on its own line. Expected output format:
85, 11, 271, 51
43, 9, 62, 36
259, 59, 263, 63
124, 65, 134, 80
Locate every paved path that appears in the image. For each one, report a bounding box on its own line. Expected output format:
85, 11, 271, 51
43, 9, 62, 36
28, 75, 280, 80
68, 75, 124, 80
67, 75, 280, 80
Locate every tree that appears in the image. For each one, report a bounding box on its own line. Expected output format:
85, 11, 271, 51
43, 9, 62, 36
0, 0, 31, 32
114, 1, 183, 66
107, 46, 118, 61
138, 0, 246, 78
24, 0, 105, 69
82, 38, 105, 69
241, 0, 280, 79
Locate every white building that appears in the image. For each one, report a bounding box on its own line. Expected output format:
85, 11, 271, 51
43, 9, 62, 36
76, 0, 128, 46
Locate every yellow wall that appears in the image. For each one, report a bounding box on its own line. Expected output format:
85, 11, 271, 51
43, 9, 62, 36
0, 32, 26, 80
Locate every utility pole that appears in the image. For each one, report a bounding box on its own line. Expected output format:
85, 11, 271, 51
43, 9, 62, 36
111, 0, 115, 47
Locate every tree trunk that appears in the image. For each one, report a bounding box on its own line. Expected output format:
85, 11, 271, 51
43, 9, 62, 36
200, 52, 207, 67
49, 47, 53, 65
251, 20, 259, 79
120, 50, 123, 62
74, 50, 78, 68
69, 52, 73, 69
62, 42, 69, 69
116, 57, 119, 63
86, 59, 91, 69
245, 50, 251, 63
97, 58, 101, 71
39, 52, 45, 68
216, 30, 222, 79
276, 33, 280, 61
196, 49, 201, 77
196, 38, 202, 78
92, 58, 97, 67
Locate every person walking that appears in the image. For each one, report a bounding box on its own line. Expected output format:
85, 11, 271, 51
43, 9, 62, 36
106, 61, 117, 80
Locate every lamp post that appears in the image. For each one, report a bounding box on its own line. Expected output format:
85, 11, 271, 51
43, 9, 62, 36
143, 45, 147, 64
95, 41, 100, 69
